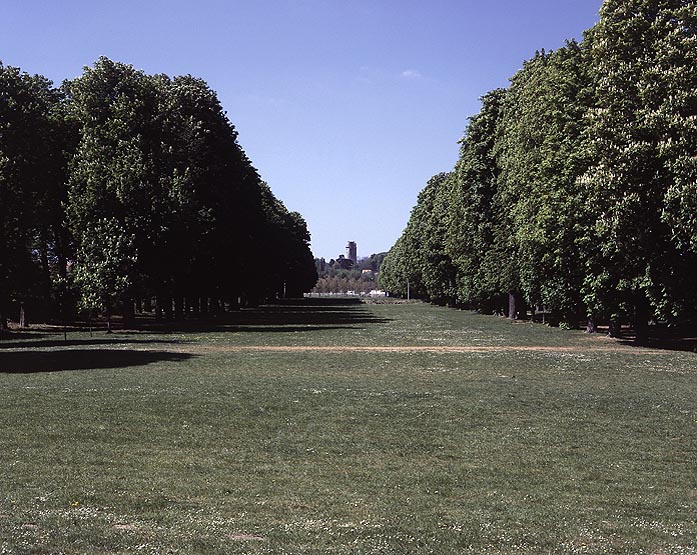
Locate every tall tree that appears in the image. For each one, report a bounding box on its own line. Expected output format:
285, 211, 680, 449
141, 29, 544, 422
0, 62, 66, 328
155, 73, 251, 313
65, 58, 318, 319
65, 58, 164, 324
497, 42, 594, 326
580, 0, 697, 337
378, 174, 454, 301
446, 89, 512, 314
378, 235, 417, 298
418, 173, 458, 305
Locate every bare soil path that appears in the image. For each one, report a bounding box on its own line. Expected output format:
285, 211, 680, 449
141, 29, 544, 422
173, 344, 671, 355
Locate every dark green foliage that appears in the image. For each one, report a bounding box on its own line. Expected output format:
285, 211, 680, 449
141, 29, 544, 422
0, 62, 68, 328
581, 0, 697, 330
65, 59, 165, 318
0, 57, 316, 327
497, 42, 593, 325
447, 89, 510, 312
73, 218, 136, 327
358, 252, 387, 272
379, 234, 414, 297
384, 0, 697, 334
380, 173, 456, 302
251, 186, 318, 299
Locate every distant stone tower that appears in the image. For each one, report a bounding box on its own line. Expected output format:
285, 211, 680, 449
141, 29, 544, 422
346, 241, 357, 264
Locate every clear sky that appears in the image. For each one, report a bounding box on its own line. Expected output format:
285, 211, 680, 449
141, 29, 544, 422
1, 0, 603, 260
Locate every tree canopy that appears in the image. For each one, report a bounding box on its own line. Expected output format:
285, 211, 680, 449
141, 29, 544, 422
0, 57, 317, 329
380, 0, 697, 338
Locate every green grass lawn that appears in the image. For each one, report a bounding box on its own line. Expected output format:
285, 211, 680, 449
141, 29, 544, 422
1, 301, 696, 554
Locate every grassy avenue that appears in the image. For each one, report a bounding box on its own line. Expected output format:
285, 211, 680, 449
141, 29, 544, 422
1, 300, 696, 554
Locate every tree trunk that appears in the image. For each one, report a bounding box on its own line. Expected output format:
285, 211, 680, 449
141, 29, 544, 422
633, 296, 650, 345
508, 291, 517, 320
19, 303, 28, 328
39, 231, 52, 309
53, 222, 68, 281
248, 294, 260, 308
200, 297, 208, 316
155, 295, 163, 320
518, 297, 529, 321
561, 310, 577, 329
174, 297, 183, 321
122, 298, 135, 329
634, 321, 649, 345
164, 296, 173, 321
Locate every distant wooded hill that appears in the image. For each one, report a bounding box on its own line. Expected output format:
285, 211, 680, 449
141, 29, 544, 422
313, 253, 387, 294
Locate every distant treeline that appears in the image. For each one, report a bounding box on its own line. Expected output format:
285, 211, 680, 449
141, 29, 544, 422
312, 253, 387, 294
0, 57, 317, 329
379, 0, 696, 340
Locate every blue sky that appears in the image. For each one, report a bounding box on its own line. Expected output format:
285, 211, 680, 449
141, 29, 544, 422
1, 0, 603, 260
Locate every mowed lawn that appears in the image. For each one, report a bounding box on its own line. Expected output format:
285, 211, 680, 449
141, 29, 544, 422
1, 301, 696, 554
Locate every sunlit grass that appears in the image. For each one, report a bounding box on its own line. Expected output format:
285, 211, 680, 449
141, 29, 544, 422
1, 301, 696, 554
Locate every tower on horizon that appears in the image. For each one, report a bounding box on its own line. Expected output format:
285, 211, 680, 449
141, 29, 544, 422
346, 241, 357, 263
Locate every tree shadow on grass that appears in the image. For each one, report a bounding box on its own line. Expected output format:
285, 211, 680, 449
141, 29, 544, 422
0, 300, 393, 339
133, 301, 392, 333
0, 331, 52, 341
0, 338, 186, 350
618, 331, 697, 353
0, 349, 195, 374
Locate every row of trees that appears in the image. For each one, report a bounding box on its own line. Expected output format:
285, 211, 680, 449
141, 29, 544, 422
380, 0, 696, 339
0, 57, 317, 329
